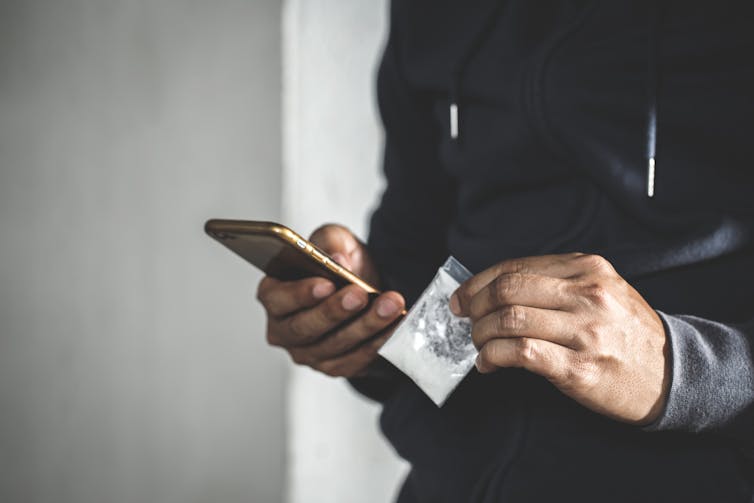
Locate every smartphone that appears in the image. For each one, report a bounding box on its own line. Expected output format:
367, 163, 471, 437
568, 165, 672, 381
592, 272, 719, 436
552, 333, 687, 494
204, 219, 380, 294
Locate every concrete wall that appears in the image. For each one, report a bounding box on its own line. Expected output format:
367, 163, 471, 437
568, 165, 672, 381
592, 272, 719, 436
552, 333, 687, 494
283, 1, 409, 502
0, 1, 286, 502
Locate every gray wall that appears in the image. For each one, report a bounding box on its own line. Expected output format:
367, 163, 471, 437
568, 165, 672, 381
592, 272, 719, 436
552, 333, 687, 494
0, 1, 286, 502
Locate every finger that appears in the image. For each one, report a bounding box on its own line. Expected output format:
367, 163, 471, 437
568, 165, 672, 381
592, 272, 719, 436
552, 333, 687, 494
451, 253, 587, 315
471, 305, 580, 350
257, 275, 336, 318
310, 331, 392, 378
476, 337, 575, 384
302, 291, 405, 362
309, 224, 361, 270
276, 284, 370, 346
466, 273, 575, 320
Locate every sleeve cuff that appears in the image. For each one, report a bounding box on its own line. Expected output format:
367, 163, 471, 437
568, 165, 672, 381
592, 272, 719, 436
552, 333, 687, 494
643, 311, 754, 436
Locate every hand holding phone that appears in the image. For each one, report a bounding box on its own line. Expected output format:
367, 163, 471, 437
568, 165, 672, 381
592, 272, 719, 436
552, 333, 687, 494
207, 219, 405, 378
259, 224, 405, 378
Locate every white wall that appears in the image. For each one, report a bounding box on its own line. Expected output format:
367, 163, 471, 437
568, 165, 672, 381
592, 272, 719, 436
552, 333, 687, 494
283, 1, 409, 502
0, 1, 286, 502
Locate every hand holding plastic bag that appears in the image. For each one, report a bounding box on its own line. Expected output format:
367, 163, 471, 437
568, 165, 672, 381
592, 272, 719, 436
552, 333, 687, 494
379, 257, 476, 406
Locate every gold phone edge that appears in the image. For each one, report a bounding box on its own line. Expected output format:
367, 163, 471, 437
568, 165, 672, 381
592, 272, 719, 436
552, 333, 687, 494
272, 225, 381, 295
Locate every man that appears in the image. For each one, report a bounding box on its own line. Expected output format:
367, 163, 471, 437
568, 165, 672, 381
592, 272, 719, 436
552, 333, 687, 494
258, 1, 754, 501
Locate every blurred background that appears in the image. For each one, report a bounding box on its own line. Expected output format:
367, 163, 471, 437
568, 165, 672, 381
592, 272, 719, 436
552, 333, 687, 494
0, 0, 406, 502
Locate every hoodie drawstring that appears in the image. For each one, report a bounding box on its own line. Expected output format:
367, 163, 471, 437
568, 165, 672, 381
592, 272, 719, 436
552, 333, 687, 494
647, 2, 659, 198
450, 75, 460, 140
449, 1, 504, 142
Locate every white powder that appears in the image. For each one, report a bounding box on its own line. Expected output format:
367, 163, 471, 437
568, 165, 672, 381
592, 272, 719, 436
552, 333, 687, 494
379, 258, 477, 406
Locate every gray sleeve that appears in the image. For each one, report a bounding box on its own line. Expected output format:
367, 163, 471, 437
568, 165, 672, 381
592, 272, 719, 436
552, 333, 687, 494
645, 311, 754, 447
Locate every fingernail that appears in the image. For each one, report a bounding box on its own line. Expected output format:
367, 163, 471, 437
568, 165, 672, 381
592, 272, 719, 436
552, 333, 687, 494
342, 291, 365, 311
312, 282, 335, 299
475, 353, 483, 372
376, 298, 399, 318
449, 293, 461, 316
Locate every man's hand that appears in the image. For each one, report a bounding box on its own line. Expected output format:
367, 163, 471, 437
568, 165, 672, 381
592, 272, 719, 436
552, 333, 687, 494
450, 253, 670, 425
257, 224, 405, 378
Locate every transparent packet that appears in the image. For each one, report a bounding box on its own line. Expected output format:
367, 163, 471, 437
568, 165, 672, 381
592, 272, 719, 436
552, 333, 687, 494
378, 256, 476, 406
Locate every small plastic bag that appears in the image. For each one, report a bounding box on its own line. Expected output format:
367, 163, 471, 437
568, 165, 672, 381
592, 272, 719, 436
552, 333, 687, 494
379, 256, 476, 406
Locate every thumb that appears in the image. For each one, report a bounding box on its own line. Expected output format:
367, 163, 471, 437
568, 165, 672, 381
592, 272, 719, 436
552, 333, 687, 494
330, 252, 351, 271
309, 224, 360, 270
309, 223, 381, 287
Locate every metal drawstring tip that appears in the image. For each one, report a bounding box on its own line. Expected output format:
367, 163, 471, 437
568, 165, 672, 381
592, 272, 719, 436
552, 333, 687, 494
647, 157, 656, 198
449, 103, 458, 140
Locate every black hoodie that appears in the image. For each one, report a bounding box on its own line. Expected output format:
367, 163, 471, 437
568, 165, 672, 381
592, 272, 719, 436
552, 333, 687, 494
355, 1, 754, 501
354, 0, 754, 503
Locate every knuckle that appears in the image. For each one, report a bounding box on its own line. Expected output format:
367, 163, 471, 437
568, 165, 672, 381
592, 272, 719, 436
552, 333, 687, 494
516, 337, 538, 365
502, 258, 528, 275
581, 253, 605, 268
479, 343, 496, 367
496, 305, 524, 333
557, 278, 573, 298
255, 282, 270, 305
581, 254, 614, 275
470, 326, 485, 349
494, 273, 522, 304
256, 276, 282, 307
581, 282, 611, 308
